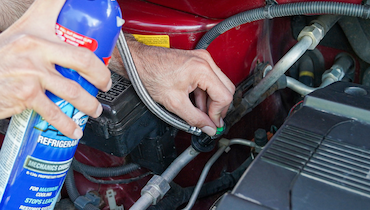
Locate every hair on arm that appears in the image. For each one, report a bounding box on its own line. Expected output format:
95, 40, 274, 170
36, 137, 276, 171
0, 0, 34, 32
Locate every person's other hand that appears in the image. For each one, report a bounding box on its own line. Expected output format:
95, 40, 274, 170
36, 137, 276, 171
121, 37, 235, 136
0, 0, 111, 139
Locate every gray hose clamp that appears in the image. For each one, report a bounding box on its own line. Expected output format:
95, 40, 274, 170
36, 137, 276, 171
264, 4, 274, 19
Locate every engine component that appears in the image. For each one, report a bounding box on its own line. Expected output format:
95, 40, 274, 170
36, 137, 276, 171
363, 67, 370, 86
183, 139, 230, 210
80, 72, 174, 158
74, 191, 101, 210
191, 125, 226, 153
225, 33, 315, 131
339, 16, 370, 64
184, 138, 259, 210
130, 127, 178, 174
80, 72, 146, 156
71, 159, 140, 178
286, 53, 355, 95
216, 82, 370, 210
66, 170, 100, 210
141, 175, 171, 205
297, 22, 324, 50
130, 147, 199, 210
86, 72, 145, 138
288, 49, 326, 88
147, 156, 253, 210
246, 34, 312, 106
191, 133, 217, 153
244, 13, 343, 109
254, 129, 268, 148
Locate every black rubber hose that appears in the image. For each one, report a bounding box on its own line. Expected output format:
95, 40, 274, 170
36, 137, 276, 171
196, 2, 370, 50
79, 170, 154, 185
298, 55, 314, 86
189, 157, 252, 199
311, 15, 342, 35
66, 169, 80, 202
147, 157, 253, 210
72, 159, 140, 177
362, 66, 370, 86
333, 52, 355, 73
66, 170, 100, 210
338, 16, 370, 63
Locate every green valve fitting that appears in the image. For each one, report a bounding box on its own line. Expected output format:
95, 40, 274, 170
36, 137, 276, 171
191, 124, 226, 152
216, 127, 224, 135
211, 124, 226, 139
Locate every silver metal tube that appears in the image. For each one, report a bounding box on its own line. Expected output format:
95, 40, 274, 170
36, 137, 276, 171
130, 193, 153, 210
229, 139, 256, 147
162, 146, 199, 182
286, 64, 346, 96
320, 78, 335, 87
245, 36, 313, 105
286, 77, 315, 95
183, 138, 256, 210
182, 146, 228, 210
320, 74, 338, 87
117, 31, 202, 136
130, 146, 199, 210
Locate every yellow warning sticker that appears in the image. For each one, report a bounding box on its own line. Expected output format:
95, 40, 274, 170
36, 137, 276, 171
133, 34, 170, 48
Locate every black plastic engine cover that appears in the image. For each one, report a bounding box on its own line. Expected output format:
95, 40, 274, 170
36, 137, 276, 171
217, 82, 370, 210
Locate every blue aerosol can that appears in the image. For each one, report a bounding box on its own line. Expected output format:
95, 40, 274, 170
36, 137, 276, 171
0, 0, 122, 209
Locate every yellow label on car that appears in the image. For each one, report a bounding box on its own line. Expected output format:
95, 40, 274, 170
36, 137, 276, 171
133, 34, 170, 48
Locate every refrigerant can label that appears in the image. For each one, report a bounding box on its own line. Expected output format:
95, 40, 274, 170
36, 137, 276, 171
0, 110, 32, 199
0, 98, 87, 209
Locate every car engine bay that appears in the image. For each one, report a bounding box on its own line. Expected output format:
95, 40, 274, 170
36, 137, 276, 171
2, 0, 370, 209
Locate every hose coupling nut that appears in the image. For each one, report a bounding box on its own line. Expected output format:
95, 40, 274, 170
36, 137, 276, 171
322, 67, 345, 82
188, 126, 202, 136
141, 175, 170, 205
298, 23, 324, 50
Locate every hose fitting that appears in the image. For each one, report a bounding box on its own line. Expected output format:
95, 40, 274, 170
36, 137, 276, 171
298, 23, 324, 50
141, 175, 171, 205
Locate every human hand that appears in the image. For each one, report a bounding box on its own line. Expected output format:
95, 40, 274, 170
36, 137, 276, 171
0, 0, 111, 139
121, 36, 235, 136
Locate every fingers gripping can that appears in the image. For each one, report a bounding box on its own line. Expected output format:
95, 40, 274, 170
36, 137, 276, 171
0, 0, 122, 209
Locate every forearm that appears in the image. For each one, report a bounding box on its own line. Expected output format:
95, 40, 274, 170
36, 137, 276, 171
109, 33, 141, 78
0, 0, 34, 31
